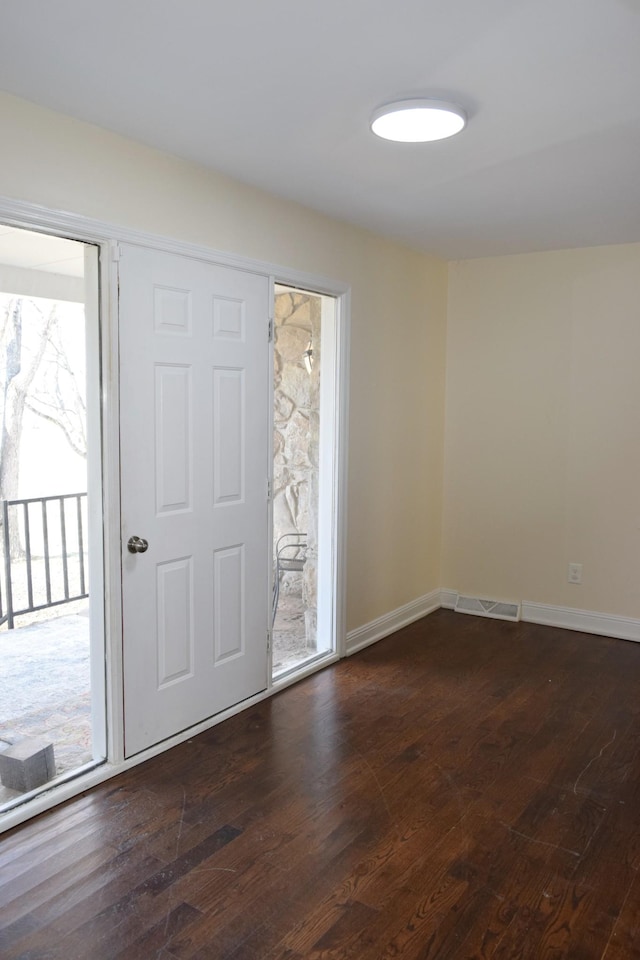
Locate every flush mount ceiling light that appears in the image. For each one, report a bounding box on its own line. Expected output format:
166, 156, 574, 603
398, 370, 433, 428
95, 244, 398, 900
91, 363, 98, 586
370, 99, 467, 143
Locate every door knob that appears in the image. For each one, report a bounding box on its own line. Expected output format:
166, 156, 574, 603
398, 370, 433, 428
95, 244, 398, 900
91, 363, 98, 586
127, 536, 149, 554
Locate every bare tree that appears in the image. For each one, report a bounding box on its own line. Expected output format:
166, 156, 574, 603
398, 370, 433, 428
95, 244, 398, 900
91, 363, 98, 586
26, 314, 87, 460
0, 297, 57, 556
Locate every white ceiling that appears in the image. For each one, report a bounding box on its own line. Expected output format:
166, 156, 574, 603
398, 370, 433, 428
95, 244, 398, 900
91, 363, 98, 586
1, 0, 640, 259
0, 227, 85, 277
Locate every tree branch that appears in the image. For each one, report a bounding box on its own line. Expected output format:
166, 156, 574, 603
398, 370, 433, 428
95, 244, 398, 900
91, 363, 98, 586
24, 399, 87, 459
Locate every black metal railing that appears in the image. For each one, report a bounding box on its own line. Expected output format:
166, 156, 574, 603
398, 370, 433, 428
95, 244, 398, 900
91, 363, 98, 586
0, 492, 88, 630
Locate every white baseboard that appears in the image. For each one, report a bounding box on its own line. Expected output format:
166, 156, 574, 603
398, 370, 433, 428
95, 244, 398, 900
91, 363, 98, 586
521, 601, 640, 643
440, 589, 459, 610
442, 589, 640, 643
345, 589, 640, 661
346, 589, 441, 656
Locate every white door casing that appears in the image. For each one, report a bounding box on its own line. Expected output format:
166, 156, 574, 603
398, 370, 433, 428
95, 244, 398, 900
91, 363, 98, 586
119, 244, 270, 756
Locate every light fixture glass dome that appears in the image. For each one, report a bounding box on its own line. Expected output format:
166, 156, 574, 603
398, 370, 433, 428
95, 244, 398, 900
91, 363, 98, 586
371, 99, 467, 142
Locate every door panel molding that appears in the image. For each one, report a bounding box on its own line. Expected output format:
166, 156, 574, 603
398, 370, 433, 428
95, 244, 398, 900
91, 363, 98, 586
120, 244, 271, 756
156, 555, 195, 687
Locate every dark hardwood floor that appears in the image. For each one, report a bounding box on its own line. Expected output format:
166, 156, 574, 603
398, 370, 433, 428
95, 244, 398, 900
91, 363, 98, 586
1, 610, 639, 959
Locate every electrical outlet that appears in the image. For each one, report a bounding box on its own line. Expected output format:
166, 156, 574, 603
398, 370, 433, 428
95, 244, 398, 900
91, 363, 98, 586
568, 562, 582, 584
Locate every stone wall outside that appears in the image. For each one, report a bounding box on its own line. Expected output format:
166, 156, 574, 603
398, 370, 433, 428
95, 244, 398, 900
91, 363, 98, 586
273, 291, 320, 646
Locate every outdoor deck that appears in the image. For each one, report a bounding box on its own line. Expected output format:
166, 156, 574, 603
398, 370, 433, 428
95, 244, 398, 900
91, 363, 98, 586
0, 611, 92, 806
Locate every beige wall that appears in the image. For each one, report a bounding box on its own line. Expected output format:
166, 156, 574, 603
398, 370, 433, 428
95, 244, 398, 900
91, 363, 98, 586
0, 92, 448, 633
443, 244, 640, 618
2, 94, 636, 639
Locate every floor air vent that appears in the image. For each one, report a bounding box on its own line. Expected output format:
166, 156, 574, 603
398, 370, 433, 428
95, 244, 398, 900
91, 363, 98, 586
454, 595, 521, 622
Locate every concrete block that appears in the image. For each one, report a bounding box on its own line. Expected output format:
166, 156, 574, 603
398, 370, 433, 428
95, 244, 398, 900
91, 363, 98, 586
0, 738, 56, 792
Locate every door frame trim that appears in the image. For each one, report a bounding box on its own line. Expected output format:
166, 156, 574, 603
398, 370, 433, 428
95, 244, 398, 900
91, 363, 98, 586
0, 196, 350, 830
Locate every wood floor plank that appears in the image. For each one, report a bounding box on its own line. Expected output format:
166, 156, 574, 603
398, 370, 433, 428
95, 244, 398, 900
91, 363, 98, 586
1, 853, 167, 958
1, 611, 639, 960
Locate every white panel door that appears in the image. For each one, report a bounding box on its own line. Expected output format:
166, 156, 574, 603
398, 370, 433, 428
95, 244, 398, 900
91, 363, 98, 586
119, 243, 270, 756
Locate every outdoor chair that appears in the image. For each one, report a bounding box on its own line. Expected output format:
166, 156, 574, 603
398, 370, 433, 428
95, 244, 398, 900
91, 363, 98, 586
272, 532, 307, 625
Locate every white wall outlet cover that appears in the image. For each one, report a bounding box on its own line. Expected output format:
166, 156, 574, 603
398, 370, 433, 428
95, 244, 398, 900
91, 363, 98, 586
568, 563, 583, 584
